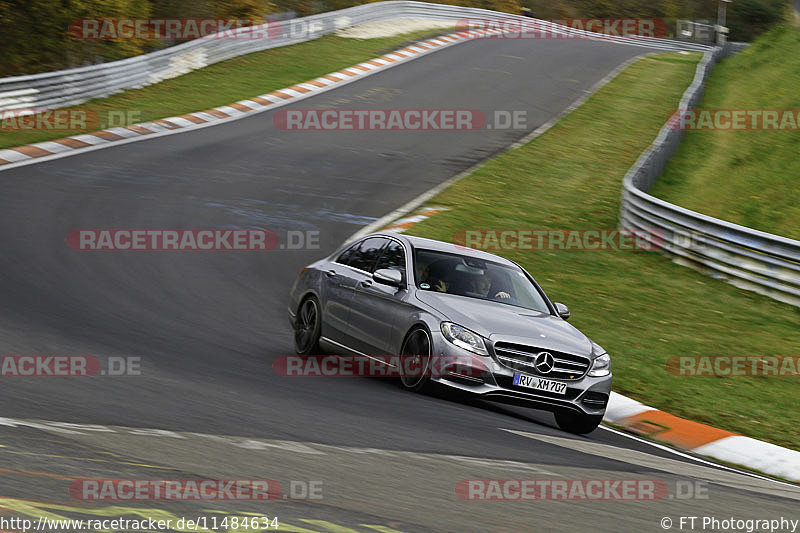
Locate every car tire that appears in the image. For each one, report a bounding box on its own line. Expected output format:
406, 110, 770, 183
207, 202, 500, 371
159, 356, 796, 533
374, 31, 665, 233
554, 410, 603, 435
294, 296, 322, 355
399, 327, 433, 393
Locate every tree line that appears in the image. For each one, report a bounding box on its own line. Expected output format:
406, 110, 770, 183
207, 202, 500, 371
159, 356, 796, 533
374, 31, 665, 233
0, 0, 787, 77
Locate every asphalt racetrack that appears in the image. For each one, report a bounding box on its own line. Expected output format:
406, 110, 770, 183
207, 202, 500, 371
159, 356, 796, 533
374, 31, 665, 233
1, 36, 798, 532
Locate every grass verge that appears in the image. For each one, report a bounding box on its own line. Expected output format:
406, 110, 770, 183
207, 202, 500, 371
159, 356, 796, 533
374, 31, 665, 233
0, 28, 452, 150
651, 25, 800, 239
403, 51, 800, 450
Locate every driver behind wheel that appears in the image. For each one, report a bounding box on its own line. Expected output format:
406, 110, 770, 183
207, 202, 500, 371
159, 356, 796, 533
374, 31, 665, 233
471, 271, 511, 300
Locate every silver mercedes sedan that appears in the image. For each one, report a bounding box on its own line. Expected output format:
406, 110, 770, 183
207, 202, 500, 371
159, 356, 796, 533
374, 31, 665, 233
288, 232, 612, 434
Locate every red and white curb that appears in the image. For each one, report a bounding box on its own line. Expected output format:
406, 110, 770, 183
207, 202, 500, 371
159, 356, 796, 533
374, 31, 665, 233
382, 207, 448, 233
376, 210, 800, 483
604, 392, 800, 482
0, 28, 509, 171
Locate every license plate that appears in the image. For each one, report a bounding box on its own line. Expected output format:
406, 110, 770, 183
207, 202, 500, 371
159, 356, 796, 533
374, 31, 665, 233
513, 373, 567, 395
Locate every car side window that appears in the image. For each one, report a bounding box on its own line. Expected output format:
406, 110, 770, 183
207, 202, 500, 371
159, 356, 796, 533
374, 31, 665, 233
336, 242, 360, 266
374, 241, 406, 274
343, 237, 387, 273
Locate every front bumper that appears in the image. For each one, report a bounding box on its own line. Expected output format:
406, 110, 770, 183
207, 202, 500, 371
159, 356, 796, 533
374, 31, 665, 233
428, 330, 611, 416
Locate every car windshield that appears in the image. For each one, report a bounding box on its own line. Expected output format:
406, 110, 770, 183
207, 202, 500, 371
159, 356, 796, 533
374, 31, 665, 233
414, 248, 550, 313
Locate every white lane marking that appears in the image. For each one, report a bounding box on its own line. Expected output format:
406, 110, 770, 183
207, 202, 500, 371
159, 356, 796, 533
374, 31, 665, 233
230, 438, 325, 455
314, 443, 559, 475
501, 428, 800, 499
0, 418, 104, 433
0, 417, 558, 474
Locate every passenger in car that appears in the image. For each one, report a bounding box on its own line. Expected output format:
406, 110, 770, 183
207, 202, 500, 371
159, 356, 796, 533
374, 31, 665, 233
421, 259, 457, 293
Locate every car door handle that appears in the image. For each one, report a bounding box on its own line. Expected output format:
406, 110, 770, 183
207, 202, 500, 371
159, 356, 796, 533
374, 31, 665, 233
325, 270, 336, 278
359, 280, 372, 288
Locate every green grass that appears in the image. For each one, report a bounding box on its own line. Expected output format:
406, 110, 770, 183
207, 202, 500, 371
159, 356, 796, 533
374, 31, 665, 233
651, 25, 800, 240
0, 28, 453, 150
403, 51, 800, 450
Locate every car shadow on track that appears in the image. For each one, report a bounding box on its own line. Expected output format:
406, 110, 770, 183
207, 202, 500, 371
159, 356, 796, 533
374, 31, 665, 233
362, 373, 574, 436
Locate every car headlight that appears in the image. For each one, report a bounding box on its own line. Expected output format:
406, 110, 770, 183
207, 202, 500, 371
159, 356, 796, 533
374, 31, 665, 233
588, 353, 611, 377
440, 322, 488, 356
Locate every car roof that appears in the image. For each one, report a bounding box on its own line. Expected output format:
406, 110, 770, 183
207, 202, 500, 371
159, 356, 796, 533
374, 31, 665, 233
367, 232, 519, 267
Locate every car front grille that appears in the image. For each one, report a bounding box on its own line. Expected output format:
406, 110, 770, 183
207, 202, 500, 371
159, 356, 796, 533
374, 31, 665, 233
492, 341, 591, 381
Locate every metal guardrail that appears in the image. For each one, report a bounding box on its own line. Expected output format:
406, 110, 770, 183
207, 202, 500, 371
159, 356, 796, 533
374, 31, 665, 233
619, 43, 800, 308
0, 1, 711, 113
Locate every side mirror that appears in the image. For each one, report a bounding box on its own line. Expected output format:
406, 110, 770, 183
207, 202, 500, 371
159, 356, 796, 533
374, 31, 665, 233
373, 268, 404, 288
554, 302, 571, 320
